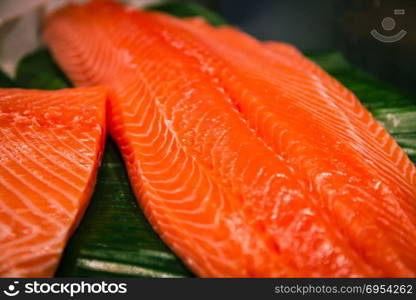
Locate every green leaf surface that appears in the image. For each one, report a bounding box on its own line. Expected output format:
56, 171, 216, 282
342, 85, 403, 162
0, 69, 16, 88
11, 1, 416, 278
55, 140, 192, 277
15, 48, 71, 90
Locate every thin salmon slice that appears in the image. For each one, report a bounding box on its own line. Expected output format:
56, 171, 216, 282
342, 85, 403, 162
0, 87, 106, 277
44, 1, 416, 277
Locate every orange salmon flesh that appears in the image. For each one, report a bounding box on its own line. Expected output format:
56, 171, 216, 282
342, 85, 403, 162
43, 0, 416, 277
0, 87, 106, 277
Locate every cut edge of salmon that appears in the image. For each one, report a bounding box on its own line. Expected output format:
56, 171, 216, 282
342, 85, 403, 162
0, 86, 107, 277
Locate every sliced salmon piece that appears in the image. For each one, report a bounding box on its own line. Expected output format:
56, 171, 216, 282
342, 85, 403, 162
44, 1, 416, 277
0, 87, 106, 277
44, 3, 381, 277
158, 15, 416, 275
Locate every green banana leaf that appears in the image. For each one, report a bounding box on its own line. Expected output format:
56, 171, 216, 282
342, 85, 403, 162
56, 140, 192, 277
4, 1, 415, 278
15, 49, 71, 90
0, 69, 16, 87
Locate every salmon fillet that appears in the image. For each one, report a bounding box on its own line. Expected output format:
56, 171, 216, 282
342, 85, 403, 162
44, 0, 416, 277
0, 87, 106, 277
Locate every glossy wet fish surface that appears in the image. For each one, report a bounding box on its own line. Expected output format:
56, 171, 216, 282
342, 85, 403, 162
0, 87, 106, 277
44, 0, 416, 277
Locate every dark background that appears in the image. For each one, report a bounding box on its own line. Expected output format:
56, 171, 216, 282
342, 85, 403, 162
216, 0, 339, 51
192, 0, 415, 92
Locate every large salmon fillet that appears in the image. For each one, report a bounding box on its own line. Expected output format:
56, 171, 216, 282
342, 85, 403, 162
0, 87, 106, 277
44, 0, 416, 277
